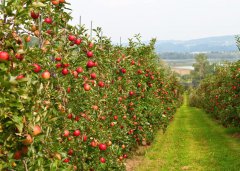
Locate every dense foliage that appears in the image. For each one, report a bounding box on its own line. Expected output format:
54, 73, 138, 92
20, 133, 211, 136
0, 0, 182, 170
189, 61, 240, 127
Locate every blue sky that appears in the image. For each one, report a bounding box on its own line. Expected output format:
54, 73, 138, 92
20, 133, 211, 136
68, 0, 240, 42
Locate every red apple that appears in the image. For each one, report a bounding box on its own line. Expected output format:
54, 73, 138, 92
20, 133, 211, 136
22, 134, 33, 145
100, 157, 106, 163
67, 87, 71, 93
62, 68, 69, 75
16, 74, 25, 80
67, 113, 73, 119
63, 130, 70, 137
55, 57, 62, 61
83, 135, 88, 142
84, 84, 91, 91
113, 116, 118, 120
90, 73, 97, 79
121, 68, 126, 74
90, 141, 97, 147
68, 149, 73, 155
63, 158, 70, 163
13, 151, 21, 160
32, 125, 41, 136
68, 35, 76, 41
98, 143, 107, 151
87, 51, 93, 58
87, 60, 95, 68
0, 51, 9, 61
30, 11, 39, 19
42, 71, 51, 79
75, 39, 82, 45
73, 130, 81, 136
51, 0, 59, 5
76, 67, 83, 73
89, 42, 94, 48
131, 60, 135, 65
33, 63, 41, 73
44, 17, 52, 24
98, 81, 105, 88
21, 146, 28, 154
56, 63, 62, 68
15, 53, 24, 60
129, 91, 134, 96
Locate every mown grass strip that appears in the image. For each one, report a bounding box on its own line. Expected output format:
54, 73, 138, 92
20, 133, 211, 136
136, 95, 240, 171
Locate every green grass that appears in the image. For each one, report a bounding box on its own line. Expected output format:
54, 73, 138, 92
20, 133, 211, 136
136, 95, 240, 171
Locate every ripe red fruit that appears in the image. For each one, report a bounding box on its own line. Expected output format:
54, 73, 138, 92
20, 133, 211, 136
13, 151, 21, 160
98, 81, 105, 88
90, 73, 97, 79
55, 57, 62, 61
21, 146, 28, 154
22, 134, 33, 145
121, 68, 126, 74
15, 53, 24, 60
72, 71, 78, 78
113, 116, 118, 120
131, 60, 135, 65
89, 42, 94, 48
42, 71, 51, 79
99, 143, 107, 151
59, 0, 65, 3
68, 35, 76, 41
33, 63, 41, 73
51, 0, 59, 5
137, 70, 143, 74
76, 67, 83, 73
87, 51, 93, 58
46, 30, 52, 35
32, 125, 41, 136
129, 91, 134, 96
30, 11, 39, 19
0, 51, 9, 61
92, 105, 99, 110
67, 87, 71, 93
63, 63, 70, 68
90, 141, 97, 147
110, 122, 115, 127
75, 39, 82, 45
67, 113, 73, 119
100, 157, 106, 163
63, 130, 70, 137
83, 135, 88, 142
16, 74, 25, 80
123, 154, 128, 158
56, 63, 62, 68
63, 158, 70, 163
75, 116, 80, 121
68, 149, 74, 155
73, 130, 81, 136
87, 60, 95, 68
62, 68, 69, 75
25, 35, 31, 42
84, 84, 91, 91
44, 17, 52, 24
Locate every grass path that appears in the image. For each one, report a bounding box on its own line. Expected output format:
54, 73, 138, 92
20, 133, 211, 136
134, 95, 240, 171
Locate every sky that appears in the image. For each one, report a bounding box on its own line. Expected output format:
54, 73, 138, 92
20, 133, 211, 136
67, 0, 240, 43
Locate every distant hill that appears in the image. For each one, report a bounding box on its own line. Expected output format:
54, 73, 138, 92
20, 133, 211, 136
155, 35, 239, 53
